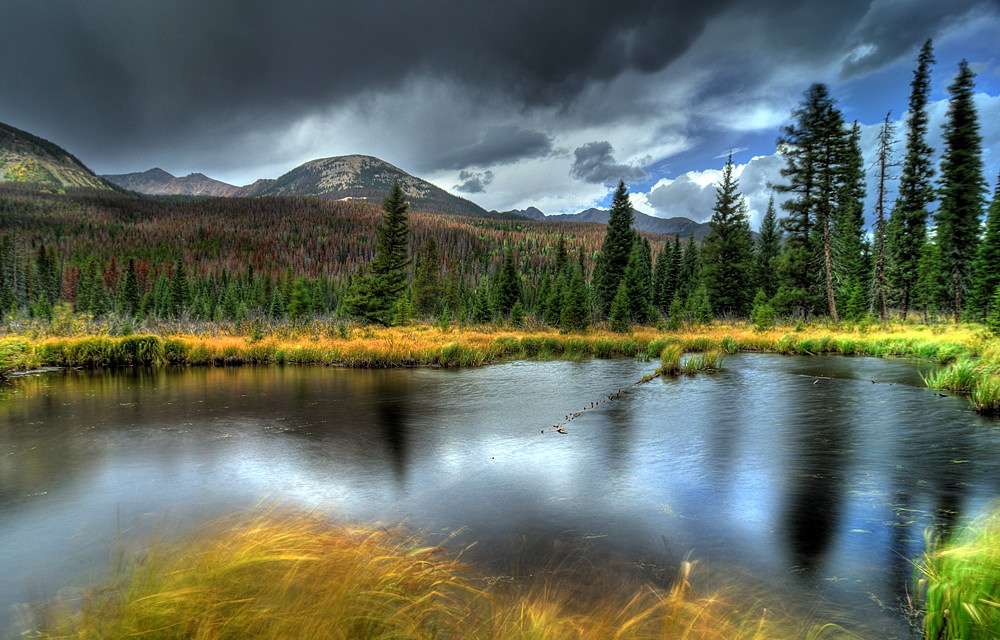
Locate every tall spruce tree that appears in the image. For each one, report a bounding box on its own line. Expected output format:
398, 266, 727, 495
560, 265, 590, 332
411, 238, 441, 317
118, 257, 141, 316
970, 174, 1000, 318
936, 60, 987, 323
490, 248, 522, 319
700, 154, 754, 317
592, 181, 636, 317
677, 231, 700, 303
343, 183, 412, 325
888, 39, 936, 319
652, 242, 673, 314
775, 83, 847, 319
834, 122, 868, 320
754, 196, 782, 299
871, 113, 897, 321
168, 260, 190, 318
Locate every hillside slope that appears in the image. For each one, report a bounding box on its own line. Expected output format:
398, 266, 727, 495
0, 122, 113, 191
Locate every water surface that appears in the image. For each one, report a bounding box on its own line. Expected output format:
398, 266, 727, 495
2, 355, 999, 637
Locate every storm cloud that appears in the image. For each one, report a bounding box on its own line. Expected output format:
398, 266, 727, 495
1, 0, 997, 216
570, 141, 648, 185
454, 170, 495, 194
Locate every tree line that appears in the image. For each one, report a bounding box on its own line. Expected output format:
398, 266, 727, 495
0, 40, 997, 332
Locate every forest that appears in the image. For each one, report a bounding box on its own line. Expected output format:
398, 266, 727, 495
0, 41, 998, 336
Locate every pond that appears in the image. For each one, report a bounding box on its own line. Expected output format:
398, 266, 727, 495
2, 354, 999, 637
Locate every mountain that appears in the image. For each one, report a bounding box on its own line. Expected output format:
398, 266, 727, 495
511, 206, 713, 241
0, 121, 113, 190
237, 155, 492, 217
104, 154, 496, 218
103, 168, 240, 196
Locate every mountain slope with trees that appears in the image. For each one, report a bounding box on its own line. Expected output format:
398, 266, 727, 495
0, 122, 115, 191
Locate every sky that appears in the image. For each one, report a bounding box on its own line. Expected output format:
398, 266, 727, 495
2, 0, 999, 229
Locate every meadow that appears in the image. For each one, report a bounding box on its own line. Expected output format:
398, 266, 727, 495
3, 317, 997, 412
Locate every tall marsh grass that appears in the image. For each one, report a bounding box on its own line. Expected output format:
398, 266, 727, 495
916, 506, 1000, 639
30, 510, 864, 640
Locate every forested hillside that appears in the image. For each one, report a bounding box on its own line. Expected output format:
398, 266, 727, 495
0, 184, 678, 328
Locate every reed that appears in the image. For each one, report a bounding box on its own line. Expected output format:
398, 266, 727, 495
970, 376, 1000, 416
916, 506, 1000, 639
922, 358, 982, 393
657, 343, 683, 375
30, 509, 864, 640
681, 350, 725, 374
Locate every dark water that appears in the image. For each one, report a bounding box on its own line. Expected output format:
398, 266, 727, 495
2, 355, 1000, 637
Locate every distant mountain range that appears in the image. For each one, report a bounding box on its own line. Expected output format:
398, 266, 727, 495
103, 155, 494, 218
508, 206, 713, 241
2, 119, 707, 237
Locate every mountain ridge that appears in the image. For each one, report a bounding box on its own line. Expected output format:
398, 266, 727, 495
104, 154, 500, 218
509, 206, 713, 241
0, 121, 115, 191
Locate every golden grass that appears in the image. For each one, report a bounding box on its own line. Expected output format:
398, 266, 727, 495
5, 319, 992, 371
29, 509, 866, 640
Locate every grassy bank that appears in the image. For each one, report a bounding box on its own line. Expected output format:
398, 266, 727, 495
1, 320, 991, 369
3, 319, 998, 413
27, 509, 864, 640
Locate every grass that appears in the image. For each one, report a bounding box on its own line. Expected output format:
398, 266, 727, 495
5, 319, 1000, 415
28, 509, 866, 640
915, 505, 1000, 639
5, 320, 988, 372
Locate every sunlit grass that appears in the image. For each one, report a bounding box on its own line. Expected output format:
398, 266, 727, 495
29, 509, 866, 640
916, 505, 1000, 639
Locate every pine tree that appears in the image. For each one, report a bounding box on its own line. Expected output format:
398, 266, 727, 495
888, 39, 936, 320
622, 240, 654, 324
592, 181, 636, 317
553, 234, 568, 276
700, 154, 754, 317
775, 83, 851, 320
652, 242, 673, 313
609, 282, 631, 333
342, 183, 412, 325
545, 273, 566, 326
970, 174, 1000, 319
168, 260, 190, 318
118, 257, 141, 316
560, 266, 590, 332
936, 60, 987, 323
287, 277, 312, 321
754, 196, 782, 299
834, 122, 868, 318
411, 238, 441, 317
913, 236, 946, 321
677, 231, 700, 303
871, 113, 897, 321
490, 248, 521, 318
471, 285, 492, 324
35, 245, 59, 307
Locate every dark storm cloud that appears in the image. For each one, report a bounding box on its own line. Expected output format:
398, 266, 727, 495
839, 0, 997, 78
570, 141, 648, 185
454, 170, 494, 194
0, 0, 735, 169
435, 126, 554, 170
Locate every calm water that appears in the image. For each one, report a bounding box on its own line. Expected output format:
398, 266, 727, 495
2, 354, 1000, 637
